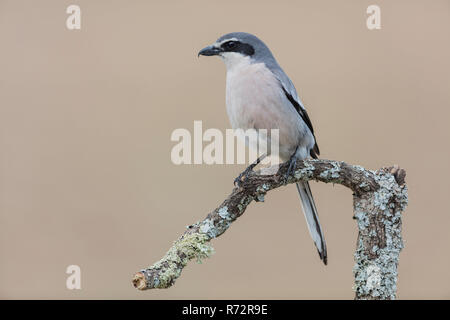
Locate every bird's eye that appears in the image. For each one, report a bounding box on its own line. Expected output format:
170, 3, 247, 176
223, 41, 237, 50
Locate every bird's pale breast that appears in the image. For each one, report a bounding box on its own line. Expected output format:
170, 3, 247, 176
225, 62, 313, 161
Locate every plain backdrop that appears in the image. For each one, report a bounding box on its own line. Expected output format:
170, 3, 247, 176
1, 0, 449, 299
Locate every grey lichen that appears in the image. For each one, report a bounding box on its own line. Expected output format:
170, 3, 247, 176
294, 160, 315, 180
319, 161, 342, 181
200, 218, 219, 238
354, 205, 370, 230
215, 206, 234, 236
256, 183, 270, 192
365, 264, 382, 290
255, 183, 270, 202
218, 206, 230, 219
359, 181, 369, 189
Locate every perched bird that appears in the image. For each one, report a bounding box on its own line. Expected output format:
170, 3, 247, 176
198, 32, 327, 265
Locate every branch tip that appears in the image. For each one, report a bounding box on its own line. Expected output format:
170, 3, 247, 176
132, 272, 147, 290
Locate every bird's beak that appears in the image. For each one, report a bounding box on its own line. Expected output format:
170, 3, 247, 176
198, 45, 222, 57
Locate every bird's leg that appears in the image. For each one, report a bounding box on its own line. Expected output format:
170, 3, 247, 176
234, 153, 267, 187
284, 146, 300, 184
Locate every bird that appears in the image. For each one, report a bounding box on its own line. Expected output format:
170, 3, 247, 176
198, 32, 327, 265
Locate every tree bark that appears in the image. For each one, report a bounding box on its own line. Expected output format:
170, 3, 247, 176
132, 159, 408, 300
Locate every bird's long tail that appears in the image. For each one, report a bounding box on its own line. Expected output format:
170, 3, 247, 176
296, 181, 327, 265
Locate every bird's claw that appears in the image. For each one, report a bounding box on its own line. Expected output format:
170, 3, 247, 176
233, 154, 267, 187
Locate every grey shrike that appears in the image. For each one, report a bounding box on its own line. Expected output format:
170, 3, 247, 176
198, 32, 327, 265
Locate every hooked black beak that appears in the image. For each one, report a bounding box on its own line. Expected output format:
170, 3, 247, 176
198, 45, 222, 57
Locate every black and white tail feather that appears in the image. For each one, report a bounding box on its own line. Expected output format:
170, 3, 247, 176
296, 181, 327, 265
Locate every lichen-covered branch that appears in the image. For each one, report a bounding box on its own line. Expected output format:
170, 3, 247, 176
352, 166, 407, 299
132, 159, 408, 300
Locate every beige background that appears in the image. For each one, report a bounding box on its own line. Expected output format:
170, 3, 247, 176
1, 0, 449, 299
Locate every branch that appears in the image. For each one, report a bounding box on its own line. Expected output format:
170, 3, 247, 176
132, 159, 408, 300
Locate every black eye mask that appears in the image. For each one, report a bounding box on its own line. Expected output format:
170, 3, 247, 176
221, 40, 255, 56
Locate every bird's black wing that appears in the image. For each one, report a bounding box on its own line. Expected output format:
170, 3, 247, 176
281, 87, 320, 159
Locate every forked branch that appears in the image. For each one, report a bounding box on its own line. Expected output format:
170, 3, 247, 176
132, 159, 408, 300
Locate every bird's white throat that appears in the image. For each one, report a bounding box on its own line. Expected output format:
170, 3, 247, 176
220, 52, 253, 72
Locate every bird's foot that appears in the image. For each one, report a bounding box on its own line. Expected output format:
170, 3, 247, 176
234, 154, 266, 187
284, 153, 298, 184
233, 166, 254, 187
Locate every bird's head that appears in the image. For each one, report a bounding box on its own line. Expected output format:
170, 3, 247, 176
198, 32, 274, 70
